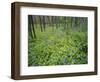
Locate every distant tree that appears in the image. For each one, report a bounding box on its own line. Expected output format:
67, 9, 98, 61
43, 16, 46, 31
39, 16, 43, 32
64, 17, 67, 29
51, 16, 54, 31
55, 16, 59, 29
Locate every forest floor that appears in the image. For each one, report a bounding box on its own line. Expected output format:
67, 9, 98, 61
28, 26, 88, 66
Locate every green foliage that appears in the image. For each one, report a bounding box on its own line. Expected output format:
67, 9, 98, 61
28, 25, 88, 66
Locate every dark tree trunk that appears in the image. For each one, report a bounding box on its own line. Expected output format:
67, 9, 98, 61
30, 15, 36, 39
51, 16, 54, 31
64, 17, 67, 29
39, 16, 43, 32
43, 16, 46, 31
56, 16, 59, 29
28, 16, 33, 38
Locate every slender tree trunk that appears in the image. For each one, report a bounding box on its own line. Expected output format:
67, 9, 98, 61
52, 16, 54, 31
28, 16, 33, 38
43, 16, 46, 31
64, 17, 66, 30
39, 16, 43, 32
30, 16, 36, 39
56, 16, 59, 29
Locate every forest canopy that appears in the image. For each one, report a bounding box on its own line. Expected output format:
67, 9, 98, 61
28, 15, 88, 66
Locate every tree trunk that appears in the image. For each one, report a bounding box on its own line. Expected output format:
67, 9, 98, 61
39, 16, 43, 32
30, 16, 36, 39
28, 16, 33, 38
